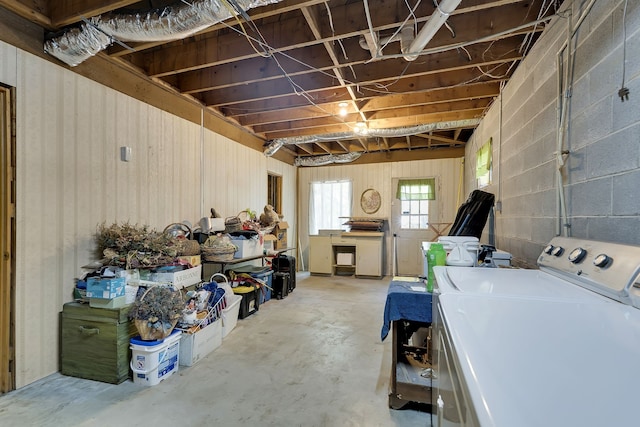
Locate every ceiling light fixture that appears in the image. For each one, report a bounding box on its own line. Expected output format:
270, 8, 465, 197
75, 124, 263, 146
338, 102, 348, 117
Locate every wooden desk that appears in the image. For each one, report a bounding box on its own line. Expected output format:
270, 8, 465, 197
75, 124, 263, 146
381, 279, 434, 410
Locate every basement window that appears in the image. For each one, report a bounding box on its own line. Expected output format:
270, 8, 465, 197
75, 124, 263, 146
309, 180, 352, 235
397, 178, 435, 229
476, 137, 492, 188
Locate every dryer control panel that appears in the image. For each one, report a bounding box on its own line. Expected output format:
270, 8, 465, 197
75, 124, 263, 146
538, 236, 640, 306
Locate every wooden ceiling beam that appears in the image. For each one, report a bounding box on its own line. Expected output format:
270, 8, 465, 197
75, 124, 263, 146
295, 143, 314, 155
253, 99, 489, 133
234, 81, 500, 125
107, 0, 329, 57
336, 141, 350, 152
360, 82, 501, 112
49, 0, 139, 27
202, 62, 509, 107
0, 0, 51, 28
177, 46, 332, 93
237, 104, 356, 127
349, 147, 466, 165
370, 108, 486, 129
368, 99, 492, 120
141, 1, 537, 80
175, 37, 520, 96
214, 87, 352, 114
415, 133, 464, 146
315, 142, 332, 154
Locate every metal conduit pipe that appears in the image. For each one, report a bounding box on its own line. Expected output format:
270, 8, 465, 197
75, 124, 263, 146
554, 0, 597, 236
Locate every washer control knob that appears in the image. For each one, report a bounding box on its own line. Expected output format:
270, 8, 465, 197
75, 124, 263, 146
543, 244, 554, 255
569, 247, 587, 264
593, 254, 612, 268
551, 246, 564, 257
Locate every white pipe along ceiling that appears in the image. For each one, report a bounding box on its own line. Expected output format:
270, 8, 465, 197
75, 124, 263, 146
405, 0, 462, 61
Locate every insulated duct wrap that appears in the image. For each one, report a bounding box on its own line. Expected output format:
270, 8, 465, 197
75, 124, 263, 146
263, 119, 481, 156
294, 152, 362, 167
44, 0, 282, 67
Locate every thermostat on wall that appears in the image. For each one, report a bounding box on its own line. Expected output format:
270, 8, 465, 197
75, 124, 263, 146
120, 146, 132, 162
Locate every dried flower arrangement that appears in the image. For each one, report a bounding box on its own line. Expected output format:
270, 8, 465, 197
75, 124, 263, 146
129, 285, 184, 341
96, 222, 180, 269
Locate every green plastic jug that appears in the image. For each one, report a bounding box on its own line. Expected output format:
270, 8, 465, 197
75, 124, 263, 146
427, 243, 446, 292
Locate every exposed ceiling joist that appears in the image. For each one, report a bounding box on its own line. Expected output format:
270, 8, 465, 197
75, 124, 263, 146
0, 0, 559, 166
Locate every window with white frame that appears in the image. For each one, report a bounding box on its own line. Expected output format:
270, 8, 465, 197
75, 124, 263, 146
309, 180, 352, 235
397, 178, 436, 229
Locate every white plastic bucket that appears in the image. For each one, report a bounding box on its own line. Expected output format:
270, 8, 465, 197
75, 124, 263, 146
438, 236, 480, 267
130, 330, 181, 386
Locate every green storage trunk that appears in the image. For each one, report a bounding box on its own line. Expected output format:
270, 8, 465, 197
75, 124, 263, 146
61, 302, 137, 384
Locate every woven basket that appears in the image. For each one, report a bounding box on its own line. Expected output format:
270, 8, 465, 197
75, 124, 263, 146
201, 246, 236, 262
134, 318, 179, 341
224, 216, 242, 233
178, 239, 201, 256
131, 285, 182, 341
163, 222, 192, 239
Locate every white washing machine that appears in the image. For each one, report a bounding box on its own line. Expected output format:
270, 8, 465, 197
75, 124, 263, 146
432, 236, 640, 426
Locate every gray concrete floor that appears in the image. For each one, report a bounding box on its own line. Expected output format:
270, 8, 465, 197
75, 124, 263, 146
0, 273, 432, 427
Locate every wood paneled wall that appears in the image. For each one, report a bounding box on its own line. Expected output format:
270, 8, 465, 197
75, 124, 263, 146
1, 41, 295, 388
297, 158, 463, 273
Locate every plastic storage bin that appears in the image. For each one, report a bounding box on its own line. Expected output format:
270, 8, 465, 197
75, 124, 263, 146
229, 266, 273, 304
179, 318, 222, 367
222, 293, 242, 338
130, 330, 181, 386
233, 285, 260, 319
252, 269, 273, 304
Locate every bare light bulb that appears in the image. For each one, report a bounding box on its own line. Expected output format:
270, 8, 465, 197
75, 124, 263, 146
338, 102, 348, 117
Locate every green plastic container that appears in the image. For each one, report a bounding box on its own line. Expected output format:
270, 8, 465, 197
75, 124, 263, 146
427, 243, 446, 292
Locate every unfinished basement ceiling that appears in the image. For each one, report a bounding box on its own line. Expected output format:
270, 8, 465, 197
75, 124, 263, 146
2, 0, 563, 164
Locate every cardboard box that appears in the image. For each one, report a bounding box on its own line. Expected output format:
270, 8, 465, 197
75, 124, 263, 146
230, 238, 263, 259
263, 234, 277, 252
86, 277, 126, 299
336, 252, 354, 266
272, 221, 288, 249
150, 265, 202, 289
177, 255, 201, 267
179, 319, 222, 367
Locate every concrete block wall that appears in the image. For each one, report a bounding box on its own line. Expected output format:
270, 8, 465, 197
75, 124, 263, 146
466, 0, 640, 266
